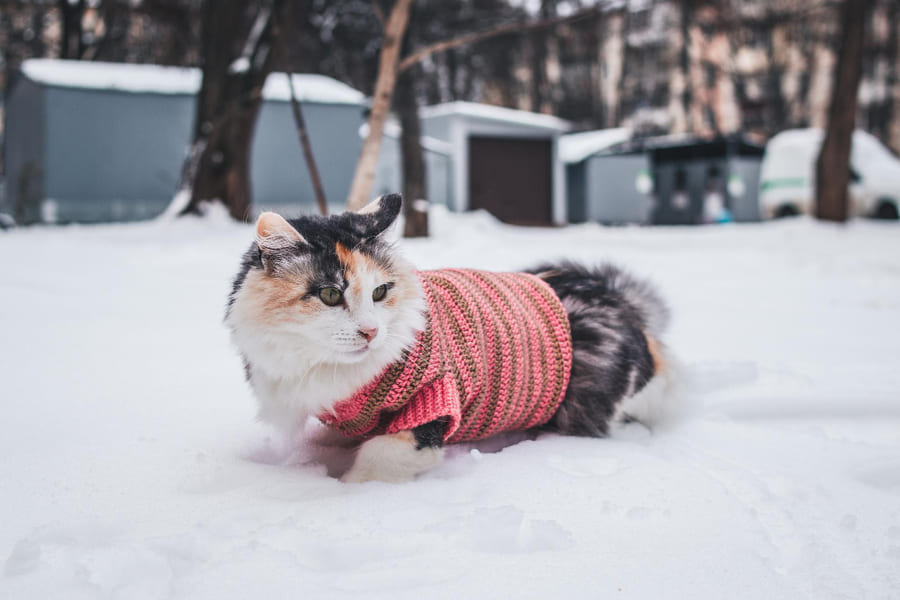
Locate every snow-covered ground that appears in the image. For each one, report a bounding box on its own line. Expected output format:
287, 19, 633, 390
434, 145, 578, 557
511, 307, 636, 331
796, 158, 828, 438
1, 208, 898, 599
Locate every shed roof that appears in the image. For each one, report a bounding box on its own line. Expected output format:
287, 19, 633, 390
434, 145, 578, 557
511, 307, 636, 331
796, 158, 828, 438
559, 127, 632, 164
596, 133, 765, 159
420, 101, 571, 132
358, 120, 454, 156
20, 59, 365, 105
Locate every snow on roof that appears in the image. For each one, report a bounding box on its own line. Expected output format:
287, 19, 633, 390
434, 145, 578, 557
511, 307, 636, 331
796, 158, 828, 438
20, 59, 365, 105
262, 73, 365, 105
559, 127, 632, 163
358, 120, 454, 156
420, 101, 572, 132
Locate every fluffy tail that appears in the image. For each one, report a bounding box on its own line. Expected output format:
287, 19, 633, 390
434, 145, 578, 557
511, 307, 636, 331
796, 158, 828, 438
531, 261, 687, 434
615, 340, 688, 429
586, 263, 685, 428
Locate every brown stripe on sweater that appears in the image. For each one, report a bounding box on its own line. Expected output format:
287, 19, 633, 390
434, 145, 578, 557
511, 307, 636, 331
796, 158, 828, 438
464, 270, 533, 439
500, 275, 544, 430
489, 274, 535, 432
507, 275, 568, 430
427, 274, 484, 393
428, 271, 494, 441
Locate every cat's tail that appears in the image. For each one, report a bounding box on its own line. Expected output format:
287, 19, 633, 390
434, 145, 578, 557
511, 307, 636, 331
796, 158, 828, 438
615, 338, 688, 429
591, 263, 686, 427
530, 261, 689, 432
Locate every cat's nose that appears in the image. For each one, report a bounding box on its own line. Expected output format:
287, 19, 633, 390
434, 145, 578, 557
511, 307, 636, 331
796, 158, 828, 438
358, 326, 379, 342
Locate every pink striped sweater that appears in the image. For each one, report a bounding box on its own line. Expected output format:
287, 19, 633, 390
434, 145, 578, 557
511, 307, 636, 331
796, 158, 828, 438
320, 269, 573, 443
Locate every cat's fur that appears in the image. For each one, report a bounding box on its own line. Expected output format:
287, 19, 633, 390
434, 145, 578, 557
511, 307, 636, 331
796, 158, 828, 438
226, 194, 680, 482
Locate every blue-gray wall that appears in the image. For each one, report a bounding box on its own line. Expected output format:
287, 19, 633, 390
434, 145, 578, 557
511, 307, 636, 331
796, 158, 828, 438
44, 87, 192, 222
729, 157, 762, 222
584, 154, 652, 224
252, 101, 365, 216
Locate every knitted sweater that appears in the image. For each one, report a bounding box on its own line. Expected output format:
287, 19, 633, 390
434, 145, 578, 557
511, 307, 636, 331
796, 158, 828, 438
320, 269, 573, 443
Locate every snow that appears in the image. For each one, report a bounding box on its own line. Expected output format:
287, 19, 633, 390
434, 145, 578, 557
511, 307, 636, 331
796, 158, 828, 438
1, 209, 899, 599
559, 127, 632, 163
359, 120, 454, 156
261, 73, 365, 105
421, 101, 572, 132
20, 59, 365, 105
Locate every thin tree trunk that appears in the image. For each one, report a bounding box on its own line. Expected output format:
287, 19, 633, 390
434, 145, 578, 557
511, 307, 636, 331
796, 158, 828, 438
346, 0, 414, 211
286, 73, 329, 216
680, 1, 693, 131
764, 13, 786, 132
396, 66, 428, 237
815, 0, 871, 222
881, 0, 897, 152
278, 33, 329, 215
58, 0, 85, 59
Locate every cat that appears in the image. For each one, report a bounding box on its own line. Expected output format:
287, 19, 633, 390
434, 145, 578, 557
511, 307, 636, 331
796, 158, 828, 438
226, 194, 680, 483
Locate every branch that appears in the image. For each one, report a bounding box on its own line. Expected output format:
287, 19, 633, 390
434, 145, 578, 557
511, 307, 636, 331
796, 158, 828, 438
371, 0, 386, 28
278, 34, 329, 216
397, 6, 602, 73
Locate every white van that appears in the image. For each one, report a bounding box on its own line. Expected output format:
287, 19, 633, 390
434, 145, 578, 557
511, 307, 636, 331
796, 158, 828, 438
759, 128, 900, 219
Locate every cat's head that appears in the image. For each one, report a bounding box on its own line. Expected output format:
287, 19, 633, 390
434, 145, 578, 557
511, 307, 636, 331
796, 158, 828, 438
227, 194, 426, 374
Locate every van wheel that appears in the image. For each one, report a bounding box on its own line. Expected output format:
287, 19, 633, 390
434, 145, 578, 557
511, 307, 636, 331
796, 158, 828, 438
873, 199, 899, 220
774, 204, 799, 218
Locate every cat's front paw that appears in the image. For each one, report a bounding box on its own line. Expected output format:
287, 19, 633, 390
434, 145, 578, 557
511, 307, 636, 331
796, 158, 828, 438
341, 432, 443, 483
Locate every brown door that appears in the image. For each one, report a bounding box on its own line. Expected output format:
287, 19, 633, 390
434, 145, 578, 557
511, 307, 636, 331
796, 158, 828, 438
468, 136, 553, 226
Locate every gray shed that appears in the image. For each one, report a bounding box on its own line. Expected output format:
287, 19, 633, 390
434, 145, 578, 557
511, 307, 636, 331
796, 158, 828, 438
420, 102, 571, 226
560, 128, 651, 224
565, 132, 764, 225
3, 59, 367, 224
640, 135, 764, 224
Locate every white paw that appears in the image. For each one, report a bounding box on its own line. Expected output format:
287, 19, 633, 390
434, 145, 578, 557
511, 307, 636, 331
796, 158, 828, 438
341, 432, 443, 483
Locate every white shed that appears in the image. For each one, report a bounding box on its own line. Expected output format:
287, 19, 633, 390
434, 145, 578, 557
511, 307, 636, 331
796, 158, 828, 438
420, 102, 571, 226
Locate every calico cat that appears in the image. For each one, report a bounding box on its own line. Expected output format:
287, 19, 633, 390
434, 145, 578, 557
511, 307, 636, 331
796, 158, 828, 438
226, 194, 679, 483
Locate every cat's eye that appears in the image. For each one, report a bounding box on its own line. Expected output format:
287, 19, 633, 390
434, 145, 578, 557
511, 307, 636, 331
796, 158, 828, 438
372, 284, 388, 302
319, 287, 343, 306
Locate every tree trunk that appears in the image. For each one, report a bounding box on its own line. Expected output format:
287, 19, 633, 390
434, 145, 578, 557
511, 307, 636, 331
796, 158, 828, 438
58, 0, 85, 59
881, 0, 898, 152
346, 0, 414, 211
815, 0, 871, 222
529, 0, 555, 113
764, 14, 786, 132
180, 0, 283, 222
679, 1, 693, 131
396, 66, 428, 237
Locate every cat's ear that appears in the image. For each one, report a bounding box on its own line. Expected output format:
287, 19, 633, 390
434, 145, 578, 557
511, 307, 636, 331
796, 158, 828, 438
355, 193, 402, 238
255, 212, 305, 254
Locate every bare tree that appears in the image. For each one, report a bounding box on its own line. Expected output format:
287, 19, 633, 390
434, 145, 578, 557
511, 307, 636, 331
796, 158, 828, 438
345, 0, 414, 211
176, 0, 287, 221
815, 0, 872, 222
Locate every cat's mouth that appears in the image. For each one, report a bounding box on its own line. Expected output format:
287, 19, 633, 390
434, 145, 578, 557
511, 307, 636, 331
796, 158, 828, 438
344, 345, 370, 358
